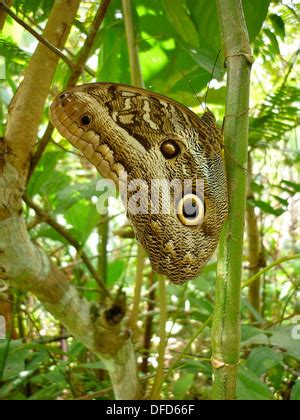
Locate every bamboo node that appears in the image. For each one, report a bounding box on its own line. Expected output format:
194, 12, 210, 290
226, 52, 254, 64
211, 358, 240, 369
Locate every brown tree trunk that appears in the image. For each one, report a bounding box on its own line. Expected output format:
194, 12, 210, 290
0, 0, 13, 31
0, 0, 140, 400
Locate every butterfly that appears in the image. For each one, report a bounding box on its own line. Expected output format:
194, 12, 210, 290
50, 83, 228, 284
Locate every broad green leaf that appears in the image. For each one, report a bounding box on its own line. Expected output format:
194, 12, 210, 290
241, 325, 266, 343
247, 198, 285, 216
28, 384, 61, 401
64, 201, 99, 244
28, 151, 68, 197
79, 361, 106, 370
186, 0, 270, 78
281, 180, 300, 193
98, 9, 130, 84
237, 365, 273, 400
242, 299, 266, 324
271, 195, 289, 207
173, 372, 194, 399
264, 28, 281, 55
291, 379, 300, 401
0, 340, 31, 381
107, 260, 125, 286
242, 0, 271, 41
247, 347, 283, 376
182, 360, 212, 375
56, 181, 99, 213
269, 325, 300, 360
269, 13, 285, 40
163, 0, 199, 48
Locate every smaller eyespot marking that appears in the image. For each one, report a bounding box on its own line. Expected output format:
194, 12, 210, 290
80, 114, 92, 126
160, 140, 181, 159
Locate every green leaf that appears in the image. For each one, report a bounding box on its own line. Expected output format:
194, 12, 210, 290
55, 181, 99, 213
186, 0, 270, 78
247, 199, 285, 216
0, 340, 30, 381
173, 372, 194, 399
281, 180, 300, 193
264, 28, 281, 55
269, 14, 285, 40
271, 195, 289, 207
269, 325, 300, 360
97, 18, 130, 84
28, 151, 68, 197
28, 384, 61, 401
79, 361, 106, 370
249, 85, 299, 147
241, 325, 265, 343
64, 201, 99, 244
291, 379, 300, 401
237, 366, 273, 400
242, 0, 271, 41
247, 347, 283, 376
163, 0, 199, 48
107, 260, 125, 286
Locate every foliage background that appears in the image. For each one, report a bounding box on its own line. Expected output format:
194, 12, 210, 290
0, 0, 299, 400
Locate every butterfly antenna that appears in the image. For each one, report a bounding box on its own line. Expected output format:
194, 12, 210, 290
204, 49, 221, 109
181, 70, 205, 112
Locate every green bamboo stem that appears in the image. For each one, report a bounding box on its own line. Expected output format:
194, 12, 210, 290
122, 0, 144, 88
149, 275, 167, 400
211, 0, 253, 400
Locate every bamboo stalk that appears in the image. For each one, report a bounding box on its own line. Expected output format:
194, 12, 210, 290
122, 0, 144, 88
149, 274, 167, 399
211, 0, 253, 400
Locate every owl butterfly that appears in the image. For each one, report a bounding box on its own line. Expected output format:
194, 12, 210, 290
50, 83, 228, 284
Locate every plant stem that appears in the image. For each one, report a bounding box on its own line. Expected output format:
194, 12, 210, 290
128, 245, 146, 332
243, 253, 300, 289
150, 275, 167, 399
122, 0, 144, 87
212, 0, 253, 400
98, 214, 109, 287
141, 271, 156, 374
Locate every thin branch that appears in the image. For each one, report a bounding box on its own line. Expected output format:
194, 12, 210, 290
23, 195, 111, 299
26, 16, 95, 78
0, 0, 75, 69
162, 317, 212, 386
67, 0, 112, 88
242, 254, 300, 289
27, 0, 112, 181
49, 139, 82, 157
0, 0, 11, 30
34, 334, 72, 344
27, 122, 55, 181
141, 271, 156, 374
